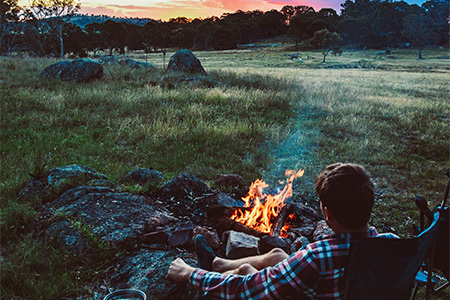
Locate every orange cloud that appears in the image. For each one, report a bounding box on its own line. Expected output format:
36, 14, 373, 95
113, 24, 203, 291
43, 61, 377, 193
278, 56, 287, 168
76, 0, 364, 20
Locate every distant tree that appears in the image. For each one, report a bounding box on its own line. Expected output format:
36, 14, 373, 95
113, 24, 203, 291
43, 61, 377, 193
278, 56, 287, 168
29, 0, 80, 58
310, 29, 343, 62
1, 0, 23, 55
124, 23, 144, 50
84, 21, 104, 55
63, 22, 87, 57
172, 26, 196, 49
293, 5, 316, 16
372, 1, 407, 46
287, 7, 317, 47
100, 19, 128, 55
281, 5, 295, 24
195, 20, 216, 50
258, 9, 287, 38
422, 0, 450, 45
402, 9, 438, 59
337, 15, 373, 47
212, 26, 237, 50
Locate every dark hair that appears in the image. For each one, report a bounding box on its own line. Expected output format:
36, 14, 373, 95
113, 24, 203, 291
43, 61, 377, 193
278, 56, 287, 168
315, 163, 374, 229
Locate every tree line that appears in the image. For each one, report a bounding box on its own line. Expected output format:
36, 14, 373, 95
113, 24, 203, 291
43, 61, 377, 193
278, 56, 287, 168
1, 0, 448, 59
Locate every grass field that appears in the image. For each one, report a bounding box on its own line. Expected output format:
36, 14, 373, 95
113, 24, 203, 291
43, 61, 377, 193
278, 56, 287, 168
1, 46, 449, 299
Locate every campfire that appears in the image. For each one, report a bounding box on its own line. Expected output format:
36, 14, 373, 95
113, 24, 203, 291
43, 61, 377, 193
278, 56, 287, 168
231, 169, 304, 237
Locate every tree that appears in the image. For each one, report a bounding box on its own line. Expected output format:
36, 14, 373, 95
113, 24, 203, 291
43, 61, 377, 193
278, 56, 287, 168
287, 7, 317, 47
29, 0, 80, 58
281, 5, 295, 24
402, 10, 438, 59
212, 26, 237, 50
422, 0, 450, 45
258, 9, 287, 38
63, 22, 87, 57
99, 19, 128, 55
84, 21, 104, 55
1, 0, 22, 55
310, 29, 343, 62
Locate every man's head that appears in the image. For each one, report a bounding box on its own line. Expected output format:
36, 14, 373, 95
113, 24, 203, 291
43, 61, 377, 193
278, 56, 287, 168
315, 163, 374, 229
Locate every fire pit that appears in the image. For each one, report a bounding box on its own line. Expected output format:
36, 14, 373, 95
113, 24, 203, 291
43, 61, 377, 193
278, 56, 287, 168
205, 169, 323, 257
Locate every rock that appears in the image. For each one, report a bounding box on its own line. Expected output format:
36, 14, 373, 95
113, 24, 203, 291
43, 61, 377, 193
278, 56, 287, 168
41, 59, 103, 82
167, 49, 207, 75
17, 179, 46, 203
290, 236, 310, 253
287, 225, 315, 239
44, 186, 172, 245
99, 56, 120, 65
86, 179, 120, 190
168, 222, 194, 247
40, 61, 71, 79
215, 174, 245, 190
45, 164, 108, 193
313, 220, 334, 241
120, 58, 154, 69
293, 203, 322, 225
144, 212, 178, 233
193, 226, 221, 250
142, 231, 169, 244
160, 173, 213, 223
18, 164, 110, 204
123, 168, 165, 187
207, 193, 246, 208
45, 220, 90, 254
259, 235, 290, 254
161, 174, 212, 198
225, 230, 260, 259
107, 249, 198, 300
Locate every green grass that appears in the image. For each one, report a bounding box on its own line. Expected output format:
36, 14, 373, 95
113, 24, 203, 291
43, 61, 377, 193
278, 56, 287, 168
1, 47, 449, 299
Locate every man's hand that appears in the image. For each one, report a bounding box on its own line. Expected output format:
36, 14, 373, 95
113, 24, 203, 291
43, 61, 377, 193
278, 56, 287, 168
167, 258, 195, 283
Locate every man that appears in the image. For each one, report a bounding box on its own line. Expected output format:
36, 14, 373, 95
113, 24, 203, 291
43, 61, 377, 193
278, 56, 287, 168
167, 163, 397, 299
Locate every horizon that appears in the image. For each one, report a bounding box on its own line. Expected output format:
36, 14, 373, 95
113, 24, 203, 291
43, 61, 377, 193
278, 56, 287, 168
18, 0, 427, 21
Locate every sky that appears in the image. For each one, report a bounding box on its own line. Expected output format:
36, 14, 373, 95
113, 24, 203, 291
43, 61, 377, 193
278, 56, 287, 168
18, 0, 427, 21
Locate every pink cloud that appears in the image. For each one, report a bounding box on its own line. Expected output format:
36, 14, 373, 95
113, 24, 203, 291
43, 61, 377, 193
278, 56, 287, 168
79, 0, 425, 20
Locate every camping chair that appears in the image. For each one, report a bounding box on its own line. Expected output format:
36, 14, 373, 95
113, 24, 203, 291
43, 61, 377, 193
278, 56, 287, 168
344, 172, 449, 300
410, 172, 450, 299
343, 210, 441, 300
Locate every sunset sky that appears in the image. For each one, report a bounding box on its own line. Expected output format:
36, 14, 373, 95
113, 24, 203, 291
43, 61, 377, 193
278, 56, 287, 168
18, 0, 427, 20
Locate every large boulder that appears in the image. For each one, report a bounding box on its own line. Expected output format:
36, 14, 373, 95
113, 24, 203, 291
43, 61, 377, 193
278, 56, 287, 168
44, 186, 172, 245
159, 173, 213, 223
167, 49, 207, 75
105, 249, 199, 300
41, 59, 103, 82
99, 56, 120, 65
120, 58, 154, 69
122, 168, 165, 187
18, 164, 112, 203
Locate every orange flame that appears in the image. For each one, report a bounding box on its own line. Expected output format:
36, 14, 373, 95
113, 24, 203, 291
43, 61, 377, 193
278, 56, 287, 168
231, 169, 304, 235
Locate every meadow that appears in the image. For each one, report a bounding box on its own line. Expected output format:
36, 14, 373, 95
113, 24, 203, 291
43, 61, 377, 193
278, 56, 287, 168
1, 46, 449, 299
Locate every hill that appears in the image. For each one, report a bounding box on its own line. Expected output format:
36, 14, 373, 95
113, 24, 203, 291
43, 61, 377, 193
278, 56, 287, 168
70, 13, 154, 28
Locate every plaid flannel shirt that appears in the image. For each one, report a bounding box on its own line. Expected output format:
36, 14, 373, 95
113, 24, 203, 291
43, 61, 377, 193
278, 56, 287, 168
190, 228, 398, 300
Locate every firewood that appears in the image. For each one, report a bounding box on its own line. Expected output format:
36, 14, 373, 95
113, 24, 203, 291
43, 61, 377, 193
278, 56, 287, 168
270, 204, 294, 237
218, 216, 267, 238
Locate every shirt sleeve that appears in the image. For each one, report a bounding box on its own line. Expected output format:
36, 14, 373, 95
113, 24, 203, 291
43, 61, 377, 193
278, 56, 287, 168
189, 248, 320, 299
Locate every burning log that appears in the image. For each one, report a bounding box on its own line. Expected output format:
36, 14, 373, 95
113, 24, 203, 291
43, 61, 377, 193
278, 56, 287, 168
270, 204, 294, 237
218, 216, 267, 238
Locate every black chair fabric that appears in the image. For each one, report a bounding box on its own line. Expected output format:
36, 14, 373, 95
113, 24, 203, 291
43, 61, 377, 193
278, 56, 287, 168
343, 211, 441, 300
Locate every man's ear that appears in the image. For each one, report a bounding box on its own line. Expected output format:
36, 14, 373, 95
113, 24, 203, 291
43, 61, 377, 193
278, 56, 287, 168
323, 206, 334, 222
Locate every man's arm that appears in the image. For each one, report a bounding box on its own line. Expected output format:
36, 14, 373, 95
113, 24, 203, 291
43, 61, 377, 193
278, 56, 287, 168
168, 249, 319, 300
